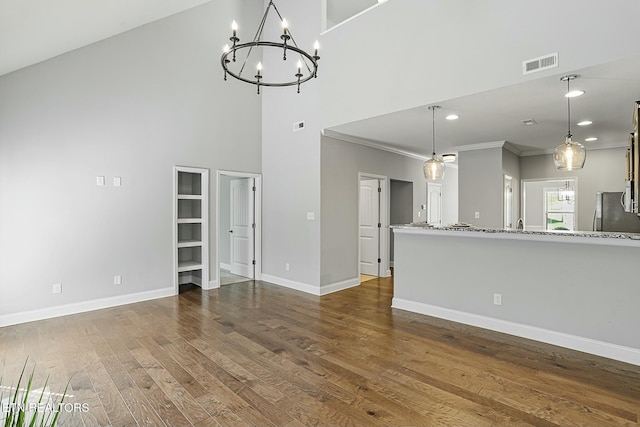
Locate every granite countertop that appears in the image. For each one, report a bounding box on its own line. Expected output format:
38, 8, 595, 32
391, 222, 640, 241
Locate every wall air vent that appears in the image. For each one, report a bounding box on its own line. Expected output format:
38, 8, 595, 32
522, 52, 558, 75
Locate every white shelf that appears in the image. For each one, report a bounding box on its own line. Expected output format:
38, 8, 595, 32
177, 218, 202, 224
174, 166, 209, 290
177, 240, 202, 248
178, 260, 203, 272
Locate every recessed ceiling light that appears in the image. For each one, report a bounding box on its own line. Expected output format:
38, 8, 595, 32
445, 114, 459, 121
565, 90, 585, 98
585, 137, 598, 142
577, 120, 592, 126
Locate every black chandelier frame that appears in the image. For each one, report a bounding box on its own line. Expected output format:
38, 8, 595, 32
221, 0, 320, 94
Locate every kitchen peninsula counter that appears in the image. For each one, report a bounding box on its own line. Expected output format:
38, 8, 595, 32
391, 224, 640, 365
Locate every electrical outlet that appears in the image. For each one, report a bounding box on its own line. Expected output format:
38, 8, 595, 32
114, 275, 122, 285
475, 211, 480, 219
417, 211, 421, 217
493, 293, 502, 306
285, 263, 290, 271
52, 283, 62, 294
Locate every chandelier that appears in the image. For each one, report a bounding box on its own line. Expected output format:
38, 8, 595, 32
221, 1, 320, 94
553, 74, 586, 171
423, 106, 445, 181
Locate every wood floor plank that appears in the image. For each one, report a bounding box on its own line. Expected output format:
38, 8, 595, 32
1, 277, 639, 426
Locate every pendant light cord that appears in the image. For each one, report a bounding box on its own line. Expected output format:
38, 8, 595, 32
566, 77, 572, 138
432, 107, 436, 156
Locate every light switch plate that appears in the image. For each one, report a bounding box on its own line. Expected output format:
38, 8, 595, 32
307, 212, 315, 220
96, 176, 105, 186
113, 176, 121, 187
114, 275, 122, 285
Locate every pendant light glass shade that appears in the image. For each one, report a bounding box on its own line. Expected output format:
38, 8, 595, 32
554, 75, 586, 171
554, 135, 586, 171
424, 155, 445, 180
424, 105, 445, 181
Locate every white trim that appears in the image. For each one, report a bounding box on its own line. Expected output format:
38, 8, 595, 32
324, 130, 429, 161
455, 140, 506, 152
261, 274, 321, 296
391, 298, 640, 366
320, 277, 360, 295
0, 287, 175, 328
220, 262, 231, 271
216, 170, 263, 288
321, 0, 387, 34
358, 173, 391, 278
208, 280, 220, 290
174, 166, 209, 293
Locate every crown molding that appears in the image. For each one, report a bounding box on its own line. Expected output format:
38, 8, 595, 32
322, 129, 430, 161
454, 141, 507, 152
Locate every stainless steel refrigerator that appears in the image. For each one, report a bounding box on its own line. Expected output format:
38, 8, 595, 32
595, 192, 640, 232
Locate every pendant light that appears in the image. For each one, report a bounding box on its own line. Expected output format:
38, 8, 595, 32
554, 75, 586, 171
424, 106, 445, 181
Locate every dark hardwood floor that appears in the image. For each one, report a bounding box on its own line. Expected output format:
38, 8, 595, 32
1, 277, 639, 426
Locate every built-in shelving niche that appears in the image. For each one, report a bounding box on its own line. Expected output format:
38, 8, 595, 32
174, 166, 209, 293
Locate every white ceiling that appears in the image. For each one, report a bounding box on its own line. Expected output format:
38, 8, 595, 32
327, 55, 640, 157
0, 0, 212, 76
2, 0, 639, 160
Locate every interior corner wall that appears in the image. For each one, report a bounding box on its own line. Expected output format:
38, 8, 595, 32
321, 136, 440, 286
458, 148, 503, 228
0, 0, 263, 320
261, 0, 322, 290
319, 0, 640, 129
520, 147, 628, 231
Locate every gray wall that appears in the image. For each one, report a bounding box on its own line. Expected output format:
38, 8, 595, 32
0, 1, 262, 317
261, 0, 322, 288
321, 136, 459, 285
393, 230, 640, 352
520, 147, 627, 231
458, 147, 503, 228
390, 179, 414, 263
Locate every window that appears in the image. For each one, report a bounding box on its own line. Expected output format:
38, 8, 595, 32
544, 185, 575, 231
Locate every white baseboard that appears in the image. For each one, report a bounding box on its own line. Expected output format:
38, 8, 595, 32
392, 298, 640, 366
320, 277, 360, 295
207, 280, 220, 290
0, 287, 176, 328
260, 275, 360, 296
261, 274, 321, 296
220, 263, 231, 271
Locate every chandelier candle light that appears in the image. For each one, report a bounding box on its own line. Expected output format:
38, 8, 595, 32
554, 74, 587, 171
424, 106, 445, 181
221, 1, 320, 94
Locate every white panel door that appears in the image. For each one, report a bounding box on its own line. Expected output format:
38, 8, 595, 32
360, 179, 380, 276
427, 183, 442, 226
230, 178, 254, 278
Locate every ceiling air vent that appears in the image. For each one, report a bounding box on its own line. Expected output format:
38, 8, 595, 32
522, 52, 558, 75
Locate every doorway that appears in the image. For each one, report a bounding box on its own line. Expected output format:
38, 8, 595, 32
216, 171, 262, 287
427, 182, 442, 226
358, 173, 390, 280
390, 179, 413, 268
